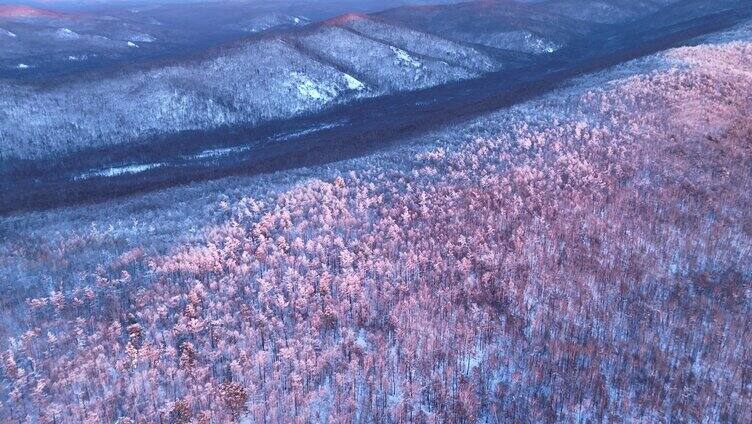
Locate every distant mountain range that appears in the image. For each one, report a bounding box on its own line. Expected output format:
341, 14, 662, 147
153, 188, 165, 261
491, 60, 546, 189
0, 0, 688, 81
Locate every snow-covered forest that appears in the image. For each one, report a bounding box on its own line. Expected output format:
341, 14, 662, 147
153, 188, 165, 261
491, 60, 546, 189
1, 15, 750, 422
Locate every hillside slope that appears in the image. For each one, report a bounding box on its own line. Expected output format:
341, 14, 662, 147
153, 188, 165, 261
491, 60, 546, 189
0, 0, 699, 161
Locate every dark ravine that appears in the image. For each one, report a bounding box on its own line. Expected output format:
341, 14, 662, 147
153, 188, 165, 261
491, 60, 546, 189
1, 1, 750, 215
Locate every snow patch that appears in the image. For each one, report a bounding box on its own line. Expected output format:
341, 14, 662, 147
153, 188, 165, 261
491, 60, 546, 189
296, 79, 324, 100
75, 163, 165, 180
127, 41, 139, 48
190, 121, 346, 159
17, 63, 30, 69
343, 74, 365, 91
129, 33, 155, 43
54, 28, 80, 40
390, 46, 422, 68
289, 71, 338, 101
462, 350, 483, 375
268, 121, 344, 142
474, 31, 560, 54
191, 146, 250, 160
355, 330, 369, 351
